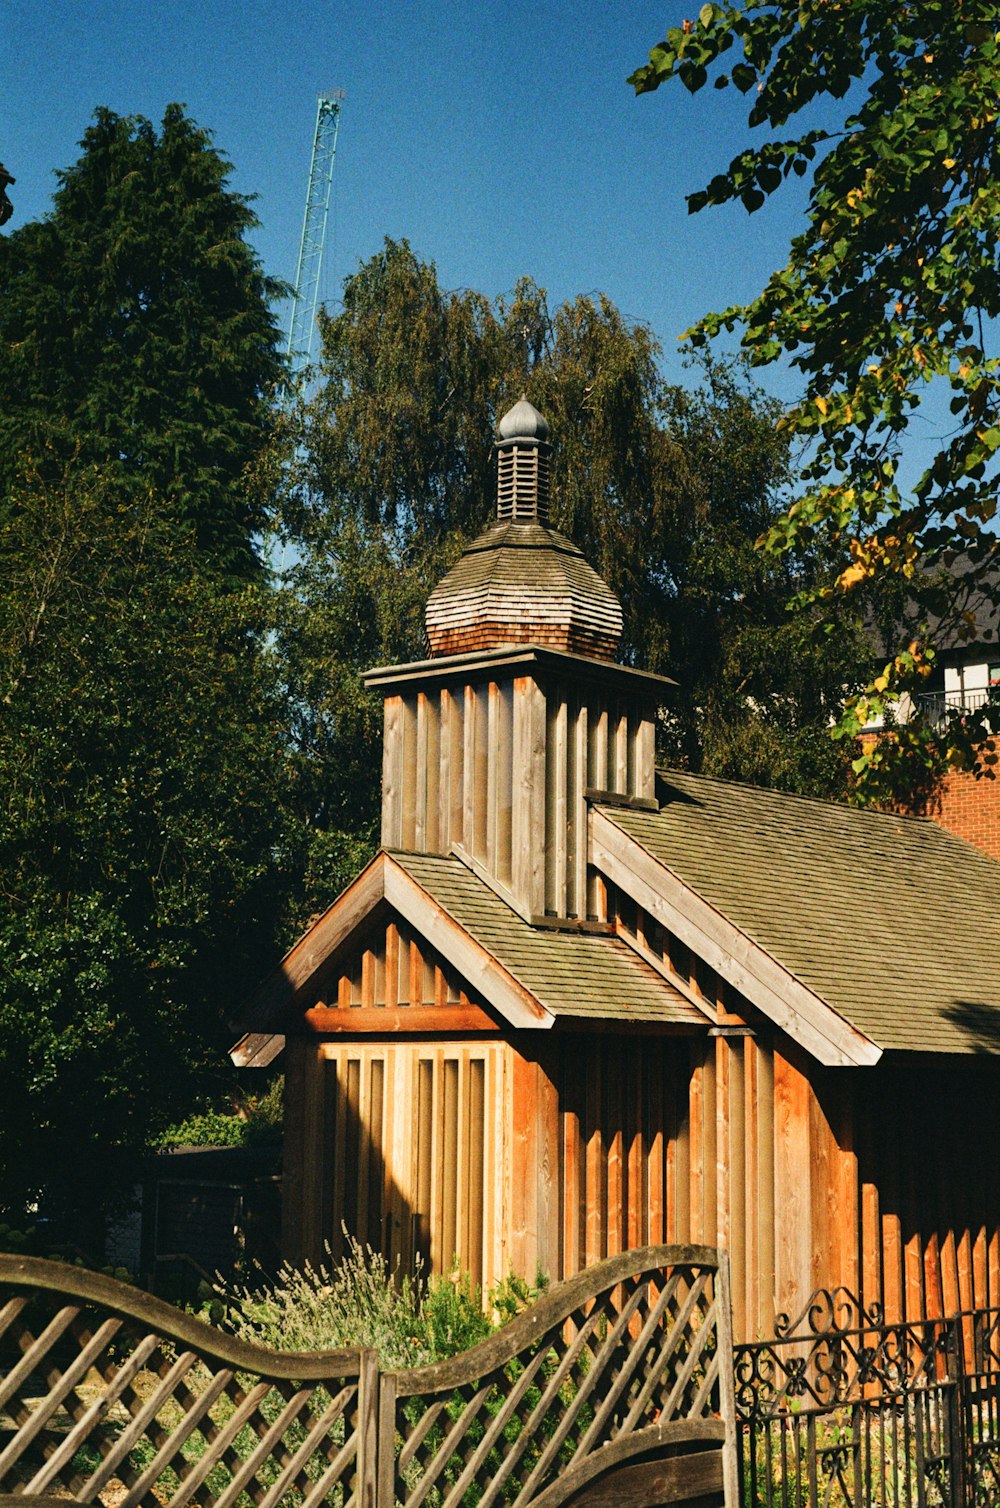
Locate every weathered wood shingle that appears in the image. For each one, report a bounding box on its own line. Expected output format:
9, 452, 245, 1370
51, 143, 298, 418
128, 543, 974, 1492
424, 521, 623, 660
604, 769, 1000, 1055
390, 850, 705, 1025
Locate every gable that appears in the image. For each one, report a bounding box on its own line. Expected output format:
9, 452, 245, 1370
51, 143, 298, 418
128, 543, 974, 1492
236, 848, 706, 1041
238, 852, 547, 1035
300, 904, 502, 1034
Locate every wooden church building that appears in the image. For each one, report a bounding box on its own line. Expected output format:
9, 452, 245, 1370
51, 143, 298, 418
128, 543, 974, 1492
237, 398, 1000, 1342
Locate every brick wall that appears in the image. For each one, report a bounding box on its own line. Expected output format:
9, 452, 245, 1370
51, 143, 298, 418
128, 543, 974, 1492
859, 733, 1000, 863
918, 754, 1000, 863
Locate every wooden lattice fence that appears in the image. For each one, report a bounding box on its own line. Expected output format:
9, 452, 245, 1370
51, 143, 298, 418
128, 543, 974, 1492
0, 1246, 735, 1507
0, 1256, 375, 1507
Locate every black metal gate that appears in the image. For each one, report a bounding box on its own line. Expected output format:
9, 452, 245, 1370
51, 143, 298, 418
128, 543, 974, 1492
734, 1290, 1000, 1508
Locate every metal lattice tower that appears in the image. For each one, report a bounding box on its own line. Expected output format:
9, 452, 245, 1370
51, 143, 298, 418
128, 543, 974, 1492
286, 91, 344, 375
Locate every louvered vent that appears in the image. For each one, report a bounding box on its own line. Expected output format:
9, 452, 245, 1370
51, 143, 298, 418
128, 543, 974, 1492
424, 396, 623, 659
497, 442, 550, 522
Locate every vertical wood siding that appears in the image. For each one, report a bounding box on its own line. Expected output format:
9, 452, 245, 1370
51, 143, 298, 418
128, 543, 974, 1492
287, 1040, 507, 1291
282, 909, 1000, 1343
852, 1061, 1000, 1324
380, 677, 656, 919
316, 912, 476, 1012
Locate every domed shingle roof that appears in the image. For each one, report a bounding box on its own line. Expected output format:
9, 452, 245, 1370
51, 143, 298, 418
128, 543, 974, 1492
425, 400, 623, 660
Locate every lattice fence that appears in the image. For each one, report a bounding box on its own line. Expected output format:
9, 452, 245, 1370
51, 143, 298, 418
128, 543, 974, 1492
0, 1246, 735, 1507
380, 1243, 736, 1507
0, 1255, 375, 1507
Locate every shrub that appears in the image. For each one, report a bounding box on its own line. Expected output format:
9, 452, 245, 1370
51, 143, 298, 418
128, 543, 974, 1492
155, 1077, 283, 1152
215, 1237, 432, 1369
209, 1238, 547, 1370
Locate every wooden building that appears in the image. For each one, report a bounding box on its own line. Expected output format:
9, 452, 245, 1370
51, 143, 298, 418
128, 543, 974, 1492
237, 398, 1000, 1342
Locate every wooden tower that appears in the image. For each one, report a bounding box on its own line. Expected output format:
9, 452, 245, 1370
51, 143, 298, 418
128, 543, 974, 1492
371, 396, 672, 925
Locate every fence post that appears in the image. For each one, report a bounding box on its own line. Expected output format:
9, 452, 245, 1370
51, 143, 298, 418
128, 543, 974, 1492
946, 1316, 968, 1508
376, 1370, 398, 1508
357, 1348, 380, 1508
715, 1251, 740, 1508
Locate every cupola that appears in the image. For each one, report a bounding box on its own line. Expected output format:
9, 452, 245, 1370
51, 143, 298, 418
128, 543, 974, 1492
366, 396, 673, 923
424, 398, 624, 660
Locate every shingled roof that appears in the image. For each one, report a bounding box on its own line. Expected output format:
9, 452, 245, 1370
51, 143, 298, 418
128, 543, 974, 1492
424, 520, 624, 660
600, 769, 1000, 1057
390, 850, 704, 1026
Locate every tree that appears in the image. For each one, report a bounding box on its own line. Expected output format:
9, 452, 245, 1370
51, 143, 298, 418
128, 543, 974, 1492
0, 466, 294, 1231
278, 240, 866, 910
0, 105, 285, 579
630, 2, 1000, 796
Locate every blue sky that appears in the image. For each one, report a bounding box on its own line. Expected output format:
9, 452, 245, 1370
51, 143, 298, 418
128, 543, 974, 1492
5, 0, 816, 397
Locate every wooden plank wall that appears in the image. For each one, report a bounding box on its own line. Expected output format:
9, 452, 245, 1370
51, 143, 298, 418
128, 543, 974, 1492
283, 894, 1000, 1340
853, 1061, 1000, 1324
311, 908, 477, 1013
284, 1039, 507, 1291
285, 1022, 1000, 1338
380, 677, 655, 919
605, 888, 857, 1338
546, 1033, 777, 1342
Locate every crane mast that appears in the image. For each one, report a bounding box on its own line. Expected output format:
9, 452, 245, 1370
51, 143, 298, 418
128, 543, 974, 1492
286, 91, 344, 376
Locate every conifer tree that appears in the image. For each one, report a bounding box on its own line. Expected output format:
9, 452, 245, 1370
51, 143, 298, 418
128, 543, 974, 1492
0, 105, 284, 578
0, 108, 290, 1230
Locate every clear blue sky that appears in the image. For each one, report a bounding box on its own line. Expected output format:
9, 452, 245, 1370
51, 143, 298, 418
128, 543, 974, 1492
5, 0, 818, 399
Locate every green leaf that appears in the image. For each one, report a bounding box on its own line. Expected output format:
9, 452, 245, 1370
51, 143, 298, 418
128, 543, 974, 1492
681, 63, 708, 92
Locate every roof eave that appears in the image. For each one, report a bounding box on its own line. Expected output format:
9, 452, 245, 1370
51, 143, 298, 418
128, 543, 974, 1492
589, 806, 882, 1069
364, 644, 675, 697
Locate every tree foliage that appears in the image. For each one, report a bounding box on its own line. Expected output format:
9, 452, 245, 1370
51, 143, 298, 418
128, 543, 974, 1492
0, 105, 285, 579
0, 106, 294, 1230
631, 2, 1000, 796
0, 466, 293, 1227
278, 240, 865, 908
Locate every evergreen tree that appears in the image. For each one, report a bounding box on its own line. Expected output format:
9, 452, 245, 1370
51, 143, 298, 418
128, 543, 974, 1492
0, 107, 290, 1230
0, 466, 293, 1229
0, 105, 285, 579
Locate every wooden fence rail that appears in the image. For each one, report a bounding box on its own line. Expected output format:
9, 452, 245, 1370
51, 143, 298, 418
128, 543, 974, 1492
0, 1247, 736, 1508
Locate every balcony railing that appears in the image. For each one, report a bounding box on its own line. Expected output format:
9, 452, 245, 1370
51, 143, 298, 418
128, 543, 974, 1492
917, 686, 1000, 728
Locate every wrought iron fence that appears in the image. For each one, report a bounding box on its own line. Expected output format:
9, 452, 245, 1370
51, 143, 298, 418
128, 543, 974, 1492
734, 1289, 1000, 1508
916, 688, 1000, 729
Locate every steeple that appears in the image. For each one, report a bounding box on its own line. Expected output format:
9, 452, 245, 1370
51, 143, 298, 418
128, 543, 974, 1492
424, 399, 624, 660
366, 397, 673, 922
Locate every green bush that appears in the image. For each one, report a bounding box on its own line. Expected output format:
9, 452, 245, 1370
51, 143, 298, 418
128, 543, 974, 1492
154, 1078, 283, 1152
208, 1238, 545, 1370
214, 1237, 431, 1369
